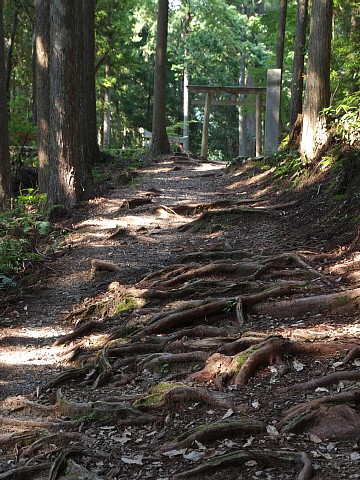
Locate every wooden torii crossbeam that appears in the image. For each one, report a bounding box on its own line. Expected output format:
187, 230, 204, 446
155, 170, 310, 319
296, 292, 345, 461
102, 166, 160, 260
187, 69, 281, 158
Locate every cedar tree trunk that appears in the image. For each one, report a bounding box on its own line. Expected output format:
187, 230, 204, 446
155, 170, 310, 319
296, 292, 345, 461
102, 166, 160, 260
150, 0, 170, 156
300, 0, 333, 162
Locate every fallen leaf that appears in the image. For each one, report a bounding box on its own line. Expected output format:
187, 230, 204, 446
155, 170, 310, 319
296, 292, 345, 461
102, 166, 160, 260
353, 359, 360, 367
183, 450, 204, 461
194, 440, 206, 450
251, 400, 260, 410
350, 452, 360, 461
292, 359, 306, 372
245, 460, 257, 467
332, 361, 343, 368
243, 436, 254, 447
315, 387, 329, 393
162, 449, 187, 458
309, 433, 322, 444
121, 455, 143, 465
112, 435, 131, 445
222, 408, 234, 419
266, 425, 280, 436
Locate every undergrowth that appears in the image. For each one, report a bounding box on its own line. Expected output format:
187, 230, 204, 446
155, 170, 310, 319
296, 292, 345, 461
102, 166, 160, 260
0, 190, 56, 290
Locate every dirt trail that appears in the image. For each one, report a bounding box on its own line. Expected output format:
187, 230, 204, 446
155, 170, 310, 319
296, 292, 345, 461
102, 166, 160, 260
0, 155, 359, 480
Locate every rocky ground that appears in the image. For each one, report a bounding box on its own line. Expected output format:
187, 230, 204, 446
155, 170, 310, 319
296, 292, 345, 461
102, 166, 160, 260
0, 153, 360, 480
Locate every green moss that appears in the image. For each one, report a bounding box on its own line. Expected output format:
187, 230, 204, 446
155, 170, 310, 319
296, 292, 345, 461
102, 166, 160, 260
234, 343, 263, 370
113, 296, 143, 315
133, 382, 183, 409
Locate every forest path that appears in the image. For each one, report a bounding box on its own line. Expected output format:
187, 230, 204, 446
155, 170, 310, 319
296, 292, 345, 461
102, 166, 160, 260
0, 155, 359, 479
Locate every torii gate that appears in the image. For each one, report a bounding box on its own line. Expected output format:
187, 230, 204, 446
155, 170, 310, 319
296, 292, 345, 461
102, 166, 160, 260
187, 69, 281, 158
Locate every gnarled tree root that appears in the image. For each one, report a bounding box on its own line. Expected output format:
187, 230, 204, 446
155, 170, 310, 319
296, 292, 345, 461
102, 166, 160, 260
253, 287, 360, 317
277, 388, 360, 433
134, 383, 244, 412
342, 346, 360, 365
286, 370, 360, 392
187, 336, 300, 387
173, 449, 313, 480
159, 418, 265, 452
137, 351, 209, 372
0, 462, 52, 480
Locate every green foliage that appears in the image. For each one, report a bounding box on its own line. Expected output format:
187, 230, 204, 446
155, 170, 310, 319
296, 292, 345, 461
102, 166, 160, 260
323, 92, 360, 146
269, 153, 305, 183
0, 191, 51, 284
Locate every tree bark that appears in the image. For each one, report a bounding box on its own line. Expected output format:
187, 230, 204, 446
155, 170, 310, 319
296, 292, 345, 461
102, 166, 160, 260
289, 0, 308, 131
150, 0, 170, 156
47, 0, 94, 209
0, 0, 11, 209
275, 0, 288, 71
5, 3, 18, 97
103, 63, 111, 148
82, 0, 99, 166
300, 0, 333, 162
35, 0, 50, 193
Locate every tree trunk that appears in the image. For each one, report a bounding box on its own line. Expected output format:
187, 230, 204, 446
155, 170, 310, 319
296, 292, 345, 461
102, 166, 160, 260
35, 0, 50, 193
103, 63, 111, 148
0, 0, 11, 209
82, 0, 99, 166
275, 0, 287, 71
47, 0, 93, 210
5, 3, 18, 98
150, 0, 170, 156
289, 0, 308, 131
300, 0, 333, 163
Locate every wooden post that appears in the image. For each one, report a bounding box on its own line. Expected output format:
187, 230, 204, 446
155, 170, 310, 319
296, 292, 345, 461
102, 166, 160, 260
201, 92, 212, 158
264, 69, 281, 154
255, 93, 262, 156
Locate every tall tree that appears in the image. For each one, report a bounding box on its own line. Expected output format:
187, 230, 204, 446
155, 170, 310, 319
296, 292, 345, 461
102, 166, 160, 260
82, 0, 99, 166
0, 0, 11, 209
35, 0, 50, 193
300, 0, 333, 162
289, 0, 308, 131
150, 0, 170, 156
47, 0, 94, 209
275, 0, 287, 71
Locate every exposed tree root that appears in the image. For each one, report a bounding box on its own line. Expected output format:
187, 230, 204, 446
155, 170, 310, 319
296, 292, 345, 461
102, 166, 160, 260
62, 458, 104, 479
142, 299, 232, 334
217, 336, 267, 355
151, 261, 261, 289
0, 432, 38, 449
252, 252, 327, 281
108, 340, 164, 357
187, 336, 300, 386
277, 388, 360, 433
0, 462, 52, 480
20, 432, 94, 458
173, 449, 313, 480
342, 346, 360, 365
0, 416, 75, 431
55, 390, 145, 422
91, 259, 121, 276
137, 351, 209, 372
48, 446, 89, 480
287, 370, 360, 392
93, 348, 113, 388
143, 282, 306, 335
159, 418, 265, 452
44, 365, 93, 390
134, 383, 243, 412
254, 287, 360, 317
